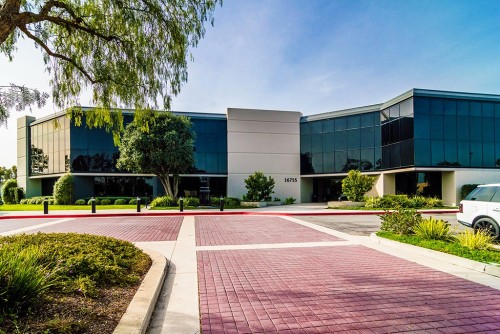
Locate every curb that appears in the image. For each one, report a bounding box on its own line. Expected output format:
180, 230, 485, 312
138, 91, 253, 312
113, 248, 168, 334
370, 233, 500, 278
0, 209, 459, 220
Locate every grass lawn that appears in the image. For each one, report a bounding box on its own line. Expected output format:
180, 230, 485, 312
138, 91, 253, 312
377, 231, 500, 264
0, 204, 141, 211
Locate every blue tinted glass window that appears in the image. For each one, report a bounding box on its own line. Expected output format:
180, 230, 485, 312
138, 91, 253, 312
205, 120, 220, 133
311, 121, 322, 133
360, 127, 375, 148
457, 142, 470, 167
469, 117, 482, 141
400, 116, 414, 141
431, 99, 443, 115
470, 142, 482, 166
374, 126, 381, 147
360, 148, 374, 171
400, 139, 414, 166
206, 153, 218, 172
496, 144, 500, 167
457, 117, 470, 141
390, 143, 401, 167
390, 120, 400, 143
323, 152, 334, 173
312, 154, 323, 173
218, 153, 227, 174
381, 123, 390, 145
348, 115, 360, 129
335, 131, 347, 150
483, 103, 494, 118
348, 129, 360, 150
414, 139, 431, 166
431, 115, 444, 139
414, 97, 430, 114
470, 102, 481, 117
323, 119, 335, 132
301, 135, 311, 154
360, 113, 374, 127
443, 116, 457, 141
414, 114, 430, 139
390, 105, 399, 119
334, 151, 347, 172
444, 141, 457, 166
335, 118, 347, 131
380, 109, 390, 123
347, 150, 360, 170
444, 100, 456, 115
301, 122, 311, 135
483, 142, 495, 167
323, 132, 334, 152
495, 119, 500, 142
374, 147, 382, 169
431, 140, 444, 166
195, 152, 206, 172
482, 118, 494, 142
457, 101, 469, 116
496, 104, 500, 118
381, 146, 391, 169
312, 134, 322, 153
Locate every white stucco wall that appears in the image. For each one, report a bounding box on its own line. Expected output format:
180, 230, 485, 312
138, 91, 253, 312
226, 108, 302, 202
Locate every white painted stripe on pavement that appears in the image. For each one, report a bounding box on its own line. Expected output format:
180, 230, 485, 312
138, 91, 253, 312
196, 240, 360, 251
0, 218, 75, 236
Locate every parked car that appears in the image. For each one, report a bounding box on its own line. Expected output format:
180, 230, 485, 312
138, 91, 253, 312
457, 184, 500, 239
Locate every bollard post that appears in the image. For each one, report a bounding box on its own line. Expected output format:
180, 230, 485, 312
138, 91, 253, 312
43, 198, 49, 214
91, 197, 96, 213
136, 197, 141, 213
219, 196, 224, 211
179, 197, 184, 212
145, 192, 148, 209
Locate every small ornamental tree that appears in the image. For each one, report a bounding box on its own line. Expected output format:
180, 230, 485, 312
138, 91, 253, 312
1, 179, 17, 204
53, 173, 74, 204
244, 172, 275, 202
341, 170, 375, 202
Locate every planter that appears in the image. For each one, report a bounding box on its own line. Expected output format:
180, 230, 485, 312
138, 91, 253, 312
265, 201, 283, 207
327, 201, 365, 208
241, 201, 266, 208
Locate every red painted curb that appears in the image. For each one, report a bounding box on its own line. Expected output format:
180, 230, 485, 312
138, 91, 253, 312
0, 209, 459, 220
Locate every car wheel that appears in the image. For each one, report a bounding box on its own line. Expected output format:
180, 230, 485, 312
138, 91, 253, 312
473, 217, 500, 239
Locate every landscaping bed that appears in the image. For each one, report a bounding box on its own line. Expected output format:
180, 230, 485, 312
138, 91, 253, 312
0, 233, 151, 333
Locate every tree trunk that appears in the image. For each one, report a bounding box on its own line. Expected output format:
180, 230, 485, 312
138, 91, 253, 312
173, 176, 179, 198
0, 0, 21, 45
159, 175, 174, 198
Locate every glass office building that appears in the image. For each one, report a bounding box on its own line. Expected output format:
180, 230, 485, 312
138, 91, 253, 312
17, 89, 500, 205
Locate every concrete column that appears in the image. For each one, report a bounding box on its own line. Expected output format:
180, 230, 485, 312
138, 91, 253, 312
17, 116, 41, 197
441, 171, 456, 206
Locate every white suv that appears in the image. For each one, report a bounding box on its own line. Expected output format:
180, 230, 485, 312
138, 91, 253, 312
457, 184, 500, 239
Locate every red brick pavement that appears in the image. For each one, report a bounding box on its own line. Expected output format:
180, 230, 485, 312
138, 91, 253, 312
196, 216, 342, 246
198, 246, 500, 333
31, 216, 183, 242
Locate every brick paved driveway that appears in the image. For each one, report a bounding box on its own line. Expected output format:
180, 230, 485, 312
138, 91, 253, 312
197, 216, 500, 334
30, 216, 183, 242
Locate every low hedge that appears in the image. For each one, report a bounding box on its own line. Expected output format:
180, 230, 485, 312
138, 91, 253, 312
365, 194, 443, 209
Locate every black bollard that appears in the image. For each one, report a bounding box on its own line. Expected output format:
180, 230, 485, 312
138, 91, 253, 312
43, 198, 49, 214
219, 196, 224, 211
91, 197, 96, 213
179, 197, 184, 212
136, 197, 141, 212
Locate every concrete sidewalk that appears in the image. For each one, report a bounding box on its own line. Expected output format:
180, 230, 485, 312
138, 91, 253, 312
139, 214, 500, 334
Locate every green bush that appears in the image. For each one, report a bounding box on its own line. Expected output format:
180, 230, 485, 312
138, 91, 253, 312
115, 199, 127, 205
225, 197, 241, 206
75, 199, 86, 205
20, 198, 29, 205
53, 173, 74, 205
244, 171, 275, 202
413, 217, 452, 241
100, 199, 112, 205
461, 184, 479, 200
0, 244, 59, 314
129, 198, 138, 205
455, 229, 495, 250
1, 179, 18, 204
285, 197, 296, 205
150, 195, 177, 208
13, 187, 24, 204
379, 208, 422, 235
87, 198, 100, 205
341, 170, 375, 202
183, 197, 200, 207
365, 195, 443, 209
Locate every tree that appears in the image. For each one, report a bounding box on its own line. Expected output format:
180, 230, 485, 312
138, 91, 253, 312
53, 173, 73, 204
0, 84, 49, 126
0, 165, 16, 184
116, 112, 194, 198
1, 178, 17, 203
1, 0, 220, 135
341, 170, 375, 202
244, 172, 275, 202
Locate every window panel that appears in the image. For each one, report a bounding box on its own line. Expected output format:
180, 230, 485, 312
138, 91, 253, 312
334, 151, 347, 172
374, 147, 382, 169
300, 134, 311, 154
399, 98, 413, 117
457, 141, 471, 167
335, 118, 347, 131
311, 134, 322, 153
482, 118, 494, 142
382, 146, 391, 169
300, 122, 311, 135
389, 120, 400, 143
430, 115, 444, 139
414, 114, 430, 139
470, 141, 483, 166
399, 116, 414, 141
400, 139, 414, 167
311, 121, 322, 133
456, 117, 470, 141
206, 153, 218, 173
469, 117, 482, 141
360, 148, 374, 171
483, 142, 495, 167
444, 141, 458, 166
470, 102, 482, 117
360, 127, 375, 148
360, 113, 374, 127
348, 129, 360, 150
483, 103, 494, 118
312, 154, 323, 173
414, 139, 431, 166
414, 97, 430, 114
389, 105, 400, 120
431, 99, 443, 115
323, 132, 334, 152
390, 143, 401, 167
443, 116, 457, 141
334, 131, 347, 150
443, 100, 456, 115
347, 115, 360, 129
323, 152, 334, 173
457, 101, 469, 116
323, 119, 335, 132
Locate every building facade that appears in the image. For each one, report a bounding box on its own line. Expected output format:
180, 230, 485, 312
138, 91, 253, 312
17, 89, 500, 205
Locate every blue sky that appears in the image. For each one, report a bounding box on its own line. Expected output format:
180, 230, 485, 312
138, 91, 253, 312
2, 0, 500, 166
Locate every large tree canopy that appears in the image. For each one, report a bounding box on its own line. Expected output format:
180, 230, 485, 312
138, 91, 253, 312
0, 84, 48, 126
0, 0, 220, 132
116, 112, 194, 198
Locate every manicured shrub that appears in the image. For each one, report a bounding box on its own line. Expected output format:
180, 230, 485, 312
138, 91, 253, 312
20, 198, 29, 205
183, 197, 200, 207
115, 199, 127, 205
274, 197, 281, 202
461, 184, 479, 200
365, 195, 443, 209
1, 179, 17, 204
100, 199, 112, 205
379, 208, 422, 235
285, 197, 296, 205
413, 217, 452, 241
150, 195, 177, 208
244, 171, 275, 202
341, 170, 375, 202
225, 197, 241, 206
53, 173, 74, 205
455, 229, 495, 250
13, 187, 24, 204
87, 198, 100, 205
129, 198, 138, 205
75, 199, 86, 205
